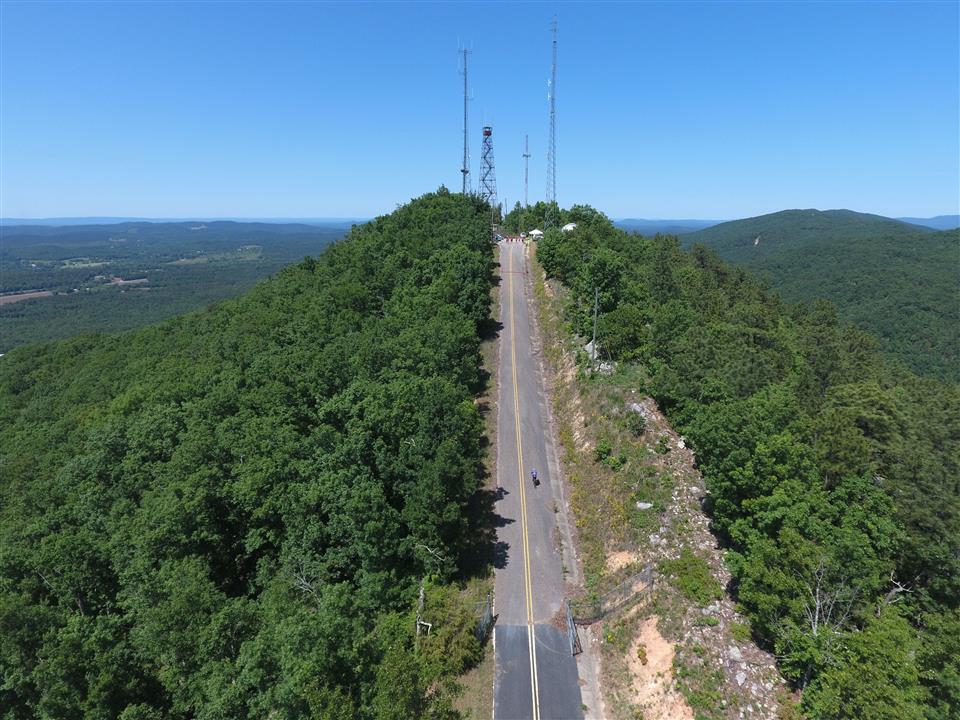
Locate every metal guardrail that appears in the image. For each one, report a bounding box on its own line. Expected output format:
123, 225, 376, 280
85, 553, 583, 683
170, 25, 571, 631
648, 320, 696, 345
475, 592, 494, 644
572, 565, 655, 625
566, 599, 582, 655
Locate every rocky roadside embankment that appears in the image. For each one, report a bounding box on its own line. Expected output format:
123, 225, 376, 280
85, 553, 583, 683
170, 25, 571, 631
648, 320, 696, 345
529, 246, 793, 720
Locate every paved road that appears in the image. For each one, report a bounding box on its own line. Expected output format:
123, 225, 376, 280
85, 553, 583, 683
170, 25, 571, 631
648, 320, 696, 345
493, 242, 583, 720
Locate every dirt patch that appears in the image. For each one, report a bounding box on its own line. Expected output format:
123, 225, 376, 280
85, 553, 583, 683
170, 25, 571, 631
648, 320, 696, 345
550, 605, 568, 631
0, 290, 54, 305
606, 550, 636, 573
629, 617, 694, 720
541, 268, 555, 297
564, 362, 590, 452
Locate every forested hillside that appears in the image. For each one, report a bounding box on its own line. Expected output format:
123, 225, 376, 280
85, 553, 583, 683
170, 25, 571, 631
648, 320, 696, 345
536, 206, 959, 719
683, 210, 958, 380
682, 209, 929, 262
0, 190, 495, 719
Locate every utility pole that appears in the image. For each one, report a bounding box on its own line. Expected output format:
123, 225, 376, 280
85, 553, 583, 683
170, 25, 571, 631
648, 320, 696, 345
523, 134, 531, 207
460, 47, 471, 194
545, 17, 558, 226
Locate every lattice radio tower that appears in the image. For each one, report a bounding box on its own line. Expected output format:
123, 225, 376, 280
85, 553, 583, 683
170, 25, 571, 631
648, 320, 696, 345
523, 134, 531, 207
545, 17, 558, 225
479, 126, 498, 208
459, 47, 471, 194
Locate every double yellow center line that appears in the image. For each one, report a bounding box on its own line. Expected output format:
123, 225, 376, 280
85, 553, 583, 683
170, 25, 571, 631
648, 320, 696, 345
507, 246, 541, 719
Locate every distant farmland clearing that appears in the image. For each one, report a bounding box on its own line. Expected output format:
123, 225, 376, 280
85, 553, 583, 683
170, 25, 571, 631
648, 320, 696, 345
0, 221, 346, 351
0, 290, 55, 305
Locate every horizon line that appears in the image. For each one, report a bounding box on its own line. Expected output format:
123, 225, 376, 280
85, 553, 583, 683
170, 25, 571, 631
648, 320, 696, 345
2, 210, 958, 225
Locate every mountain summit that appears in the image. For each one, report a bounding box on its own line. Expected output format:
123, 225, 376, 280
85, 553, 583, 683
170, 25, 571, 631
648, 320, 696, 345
683, 209, 929, 263
684, 208, 958, 380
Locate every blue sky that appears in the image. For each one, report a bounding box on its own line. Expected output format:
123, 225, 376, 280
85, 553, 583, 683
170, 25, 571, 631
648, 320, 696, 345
2, 1, 958, 219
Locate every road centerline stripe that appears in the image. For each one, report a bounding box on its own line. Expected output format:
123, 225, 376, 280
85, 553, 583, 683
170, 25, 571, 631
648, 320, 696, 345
507, 246, 541, 719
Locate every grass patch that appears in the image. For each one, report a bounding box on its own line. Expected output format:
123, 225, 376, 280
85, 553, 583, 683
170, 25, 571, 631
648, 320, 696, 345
658, 548, 722, 606
453, 639, 494, 719
674, 649, 726, 720
602, 618, 635, 654
730, 621, 752, 643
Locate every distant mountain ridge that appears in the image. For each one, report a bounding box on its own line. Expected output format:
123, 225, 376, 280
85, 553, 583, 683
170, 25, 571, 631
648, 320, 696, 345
2, 220, 342, 241
683, 208, 958, 380
615, 218, 720, 235
897, 215, 960, 231
0, 216, 367, 227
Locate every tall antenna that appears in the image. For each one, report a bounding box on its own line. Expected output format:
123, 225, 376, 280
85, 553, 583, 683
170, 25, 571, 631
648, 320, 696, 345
523, 134, 531, 207
479, 126, 498, 208
460, 47, 471, 194
546, 17, 558, 218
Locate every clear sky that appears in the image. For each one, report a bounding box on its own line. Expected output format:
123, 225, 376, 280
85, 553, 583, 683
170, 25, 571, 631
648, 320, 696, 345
2, 1, 958, 219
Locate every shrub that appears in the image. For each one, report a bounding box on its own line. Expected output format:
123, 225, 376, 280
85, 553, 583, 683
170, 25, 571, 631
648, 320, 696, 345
658, 548, 723, 605
604, 452, 627, 471
625, 411, 647, 437
594, 438, 613, 462
636, 644, 648, 665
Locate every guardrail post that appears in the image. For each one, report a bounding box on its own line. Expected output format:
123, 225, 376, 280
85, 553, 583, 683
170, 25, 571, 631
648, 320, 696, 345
566, 599, 582, 655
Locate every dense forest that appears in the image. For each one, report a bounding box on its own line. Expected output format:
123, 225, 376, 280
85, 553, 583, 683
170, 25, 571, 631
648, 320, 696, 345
0, 221, 347, 352
0, 191, 495, 719
683, 209, 931, 261
683, 209, 959, 381
531, 205, 959, 719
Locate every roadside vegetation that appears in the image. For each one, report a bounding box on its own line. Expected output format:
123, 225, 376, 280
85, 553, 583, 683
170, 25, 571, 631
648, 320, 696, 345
529, 237, 783, 720
525, 202, 958, 719
452, 244, 501, 720
0, 190, 498, 719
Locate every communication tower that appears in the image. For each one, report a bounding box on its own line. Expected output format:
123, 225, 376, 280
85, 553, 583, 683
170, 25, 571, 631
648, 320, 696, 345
460, 48, 471, 194
545, 17, 558, 225
523, 134, 531, 207
479, 126, 498, 208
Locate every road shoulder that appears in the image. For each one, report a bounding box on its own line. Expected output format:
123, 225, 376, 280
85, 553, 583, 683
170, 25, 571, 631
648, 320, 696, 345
525, 242, 604, 719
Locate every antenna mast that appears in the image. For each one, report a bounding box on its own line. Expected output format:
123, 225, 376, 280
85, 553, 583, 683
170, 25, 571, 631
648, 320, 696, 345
460, 48, 471, 194
523, 134, 531, 207
479, 126, 498, 209
546, 17, 558, 222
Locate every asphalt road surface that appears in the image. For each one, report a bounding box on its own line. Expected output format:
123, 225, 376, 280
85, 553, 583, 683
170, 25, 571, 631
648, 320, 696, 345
493, 242, 583, 720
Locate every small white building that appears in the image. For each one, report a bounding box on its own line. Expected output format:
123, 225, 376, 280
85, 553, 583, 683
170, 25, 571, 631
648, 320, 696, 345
528, 228, 544, 239
561, 222, 578, 232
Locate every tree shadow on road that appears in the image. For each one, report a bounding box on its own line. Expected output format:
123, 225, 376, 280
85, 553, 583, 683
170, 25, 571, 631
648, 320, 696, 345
460, 483, 515, 579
